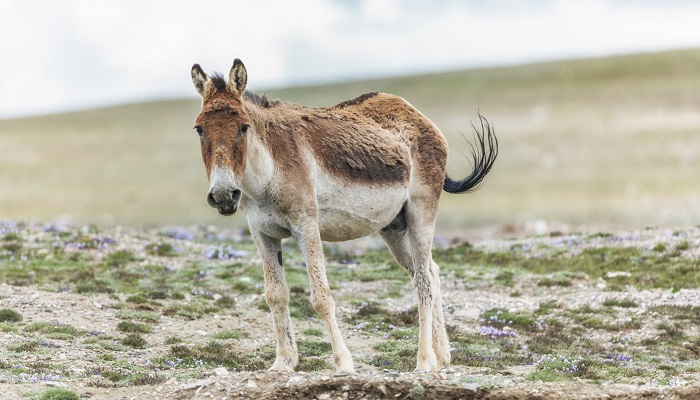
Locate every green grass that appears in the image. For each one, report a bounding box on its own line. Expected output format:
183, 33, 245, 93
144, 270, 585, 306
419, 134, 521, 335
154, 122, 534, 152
164, 336, 183, 345
212, 329, 242, 340
481, 308, 535, 330
94, 370, 166, 387
163, 299, 219, 320
40, 389, 80, 400
115, 309, 161, 323
24, 322, 81, 339
347, 301, 418, 327
435, 245, 700, 290
116, 321, 153, 334
146, 243, 178, 257
8, 340, 44, 352
162, 341, 275, 371
0, 308, 22, 322
121, 334, 148, 348
602, 298, 638, 308
303, 328, 324, 337
214, 295, 236, 309
106, 250, 142, 267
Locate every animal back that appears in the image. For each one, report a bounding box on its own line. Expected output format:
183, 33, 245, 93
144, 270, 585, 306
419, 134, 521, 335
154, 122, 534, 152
303, 116, 410, 185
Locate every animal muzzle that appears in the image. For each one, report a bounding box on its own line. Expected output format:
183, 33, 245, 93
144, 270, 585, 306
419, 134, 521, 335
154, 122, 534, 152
207, 167, 241, 215
207, 186, 241, 215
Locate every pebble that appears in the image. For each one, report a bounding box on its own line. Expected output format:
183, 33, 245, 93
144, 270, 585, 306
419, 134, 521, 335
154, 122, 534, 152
212, 367, 229, 376
182, 378, 212, 390
606, 271, 632, 278
43, 381, 67, 388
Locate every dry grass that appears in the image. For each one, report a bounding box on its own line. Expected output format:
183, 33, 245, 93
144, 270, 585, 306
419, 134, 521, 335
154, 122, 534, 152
2, 48, 699, 232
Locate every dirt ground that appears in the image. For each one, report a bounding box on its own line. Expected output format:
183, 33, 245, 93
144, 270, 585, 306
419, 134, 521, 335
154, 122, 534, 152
1, 224, 699, 399
2, 369, 700, 399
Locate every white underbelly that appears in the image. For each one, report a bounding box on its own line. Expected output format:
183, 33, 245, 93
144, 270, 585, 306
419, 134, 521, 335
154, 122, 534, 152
243, 175, 409, 242
316, 178, 408, 242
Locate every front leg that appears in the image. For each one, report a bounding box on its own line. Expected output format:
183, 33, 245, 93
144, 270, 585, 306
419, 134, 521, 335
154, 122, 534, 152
250, 226, 298, 371
292, 221, 354, 373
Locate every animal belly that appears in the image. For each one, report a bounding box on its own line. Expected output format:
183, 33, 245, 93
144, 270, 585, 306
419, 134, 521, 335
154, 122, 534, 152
317, 184, 407, 242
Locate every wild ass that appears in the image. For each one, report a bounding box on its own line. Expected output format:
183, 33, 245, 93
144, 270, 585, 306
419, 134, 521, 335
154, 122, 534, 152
190, 59, 498, 372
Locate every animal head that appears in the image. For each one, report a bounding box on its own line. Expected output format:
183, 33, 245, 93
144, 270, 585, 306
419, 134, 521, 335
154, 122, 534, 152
191, 59, 250, 215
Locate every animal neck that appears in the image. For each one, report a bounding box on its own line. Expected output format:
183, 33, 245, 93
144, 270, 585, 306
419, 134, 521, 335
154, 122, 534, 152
239, 104, 274, 199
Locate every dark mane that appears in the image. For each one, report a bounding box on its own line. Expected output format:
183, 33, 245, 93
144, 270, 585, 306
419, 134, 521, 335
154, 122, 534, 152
333, 92, 379, 109
210, 72, 227, 93
244, 90, 278, 108
209, 72, 278, 108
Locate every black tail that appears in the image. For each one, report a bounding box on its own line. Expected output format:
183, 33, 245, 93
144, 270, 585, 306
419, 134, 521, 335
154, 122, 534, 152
443, 114, 498, 194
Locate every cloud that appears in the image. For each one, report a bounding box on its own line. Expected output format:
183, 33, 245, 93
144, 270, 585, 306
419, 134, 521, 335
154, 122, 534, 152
1, 0, 700, 117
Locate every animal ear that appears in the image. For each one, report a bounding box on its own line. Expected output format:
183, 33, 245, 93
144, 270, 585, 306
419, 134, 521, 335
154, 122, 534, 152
191, 64, 210, 97
228, 58, 247, 97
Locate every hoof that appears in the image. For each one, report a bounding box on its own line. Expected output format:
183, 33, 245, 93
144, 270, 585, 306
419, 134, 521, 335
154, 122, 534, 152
336, 364, 355, 374
268, 361, 294, 372
415, 355, 438, 372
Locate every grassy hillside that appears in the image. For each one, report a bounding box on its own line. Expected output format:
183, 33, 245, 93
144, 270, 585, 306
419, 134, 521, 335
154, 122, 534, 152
1, 49, 699, 233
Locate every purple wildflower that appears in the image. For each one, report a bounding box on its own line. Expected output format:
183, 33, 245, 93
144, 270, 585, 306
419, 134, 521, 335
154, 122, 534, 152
165, 227, 195, 241
353, 321, 369, 331
0, 220, 18, 234
43, 222, 66, 234
203, 245, 247, 260
479, 326, 517, 337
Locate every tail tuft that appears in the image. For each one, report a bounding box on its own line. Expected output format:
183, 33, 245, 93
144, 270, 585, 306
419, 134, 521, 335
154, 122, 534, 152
443, 114, 498, 194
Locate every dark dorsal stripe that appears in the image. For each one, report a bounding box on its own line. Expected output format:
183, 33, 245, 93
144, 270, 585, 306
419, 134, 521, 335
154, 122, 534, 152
333, 92, 379, 109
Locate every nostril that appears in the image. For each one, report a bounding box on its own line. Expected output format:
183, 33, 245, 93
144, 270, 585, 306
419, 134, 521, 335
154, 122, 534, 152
207, 192, 218, 208
232, 189, 242, 203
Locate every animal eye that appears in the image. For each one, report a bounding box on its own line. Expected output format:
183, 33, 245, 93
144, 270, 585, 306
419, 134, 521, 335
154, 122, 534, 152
240, 124, 250, 134
194, 126, 203, 136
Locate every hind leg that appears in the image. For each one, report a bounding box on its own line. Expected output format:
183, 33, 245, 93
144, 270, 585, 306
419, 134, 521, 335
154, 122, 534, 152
380, 204, 450, 370
429, 260, 450, 367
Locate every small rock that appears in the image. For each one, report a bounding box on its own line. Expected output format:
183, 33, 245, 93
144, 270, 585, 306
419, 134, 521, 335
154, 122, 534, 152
196, 330, 208, 336
453, 307, 481, 320
93, 302, 102, 309
606, 271, 631, 278
245, 380, 257, 389
212, 367, 229, 376
43, 381, 67, 387
182, 378, 212, 390
464, 383, 479, 392
318, 394, 331, 400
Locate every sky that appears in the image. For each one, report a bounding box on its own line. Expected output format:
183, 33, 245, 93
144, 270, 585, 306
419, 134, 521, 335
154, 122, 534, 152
2, 0, 700, 118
